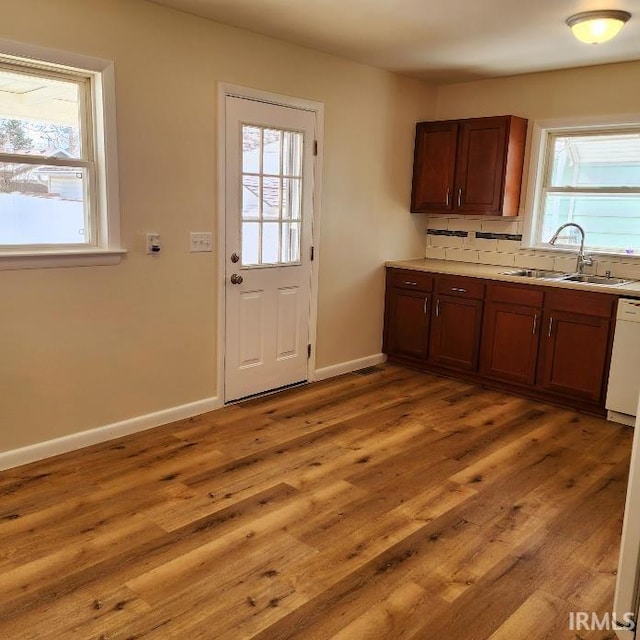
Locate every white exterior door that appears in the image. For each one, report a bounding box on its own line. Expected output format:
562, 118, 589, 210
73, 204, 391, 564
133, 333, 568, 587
224, 96, 316, 402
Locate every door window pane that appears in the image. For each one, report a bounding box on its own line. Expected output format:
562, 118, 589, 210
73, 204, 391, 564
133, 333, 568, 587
281, 222, 300, 262
242, 126, 261, 173
242, 221, 260, 266
262, 129, 282, 175
283, 131, 303, 177
262, 222, 280, 264
241, 124, 304, 266
283, 178, 302, 220
262, 177, 280, 219
242, 175, 260, 219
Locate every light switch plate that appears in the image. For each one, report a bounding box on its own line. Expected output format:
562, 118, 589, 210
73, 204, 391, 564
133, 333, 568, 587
190, 232, 213, 253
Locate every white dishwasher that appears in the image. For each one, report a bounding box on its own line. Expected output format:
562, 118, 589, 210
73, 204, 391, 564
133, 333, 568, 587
606, 299, 640, 426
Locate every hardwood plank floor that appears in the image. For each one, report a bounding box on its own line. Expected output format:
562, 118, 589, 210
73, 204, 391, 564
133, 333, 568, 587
0, 365, 633, 639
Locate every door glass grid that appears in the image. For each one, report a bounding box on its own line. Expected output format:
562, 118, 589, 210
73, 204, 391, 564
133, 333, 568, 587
241, 124, 303, 266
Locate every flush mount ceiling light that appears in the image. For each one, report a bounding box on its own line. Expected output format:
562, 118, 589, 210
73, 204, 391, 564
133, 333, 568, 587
566, 9, 631, 44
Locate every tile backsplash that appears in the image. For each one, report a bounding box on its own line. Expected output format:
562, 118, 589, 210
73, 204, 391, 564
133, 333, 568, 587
425, 216, 640, 279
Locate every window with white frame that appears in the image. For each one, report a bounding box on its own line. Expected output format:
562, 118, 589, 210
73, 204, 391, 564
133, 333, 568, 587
530, 123, 640, 255
0, 46, 121, 267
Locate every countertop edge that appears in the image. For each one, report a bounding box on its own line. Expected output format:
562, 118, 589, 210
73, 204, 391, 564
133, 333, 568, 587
385, 258, 640, 298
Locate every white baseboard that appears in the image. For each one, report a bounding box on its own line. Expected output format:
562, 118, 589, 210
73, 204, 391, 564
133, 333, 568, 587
607, 410, 637, 427
0, 353, 389, 472
0, 396, 221, 472
313, 353, 387, 382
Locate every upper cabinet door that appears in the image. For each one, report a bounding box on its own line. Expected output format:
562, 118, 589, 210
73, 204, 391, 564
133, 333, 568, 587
411, 122, 458, 213
411, 115, 527, 216
454, 117, 508, 215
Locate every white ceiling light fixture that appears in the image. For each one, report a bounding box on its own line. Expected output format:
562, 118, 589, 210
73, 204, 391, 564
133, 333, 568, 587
566, 9, 631, 44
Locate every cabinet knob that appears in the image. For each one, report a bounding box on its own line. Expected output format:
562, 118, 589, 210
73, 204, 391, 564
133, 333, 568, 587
457, 188, 463, 207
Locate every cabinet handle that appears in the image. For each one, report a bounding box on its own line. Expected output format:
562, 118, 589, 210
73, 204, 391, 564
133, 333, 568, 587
403, 280, 418, 286
532, 313, 537, 335
446, 188, 450, 207
548, 317, 554, 337
424, 297, 429, 315
435, 299, 440, 317
451, 287, 467, 293
458, 188, 463, 207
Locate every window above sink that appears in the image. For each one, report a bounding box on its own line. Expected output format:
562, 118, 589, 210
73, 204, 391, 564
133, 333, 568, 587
524, 116, 640, 259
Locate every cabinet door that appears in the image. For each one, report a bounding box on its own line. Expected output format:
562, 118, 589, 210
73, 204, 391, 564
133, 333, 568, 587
454, 117, 508, 215
480, 301, 541, 385
429, 295, 483, 371
411, 122, 458, 213
538, 310, 611, 402
385, 287, 431, 361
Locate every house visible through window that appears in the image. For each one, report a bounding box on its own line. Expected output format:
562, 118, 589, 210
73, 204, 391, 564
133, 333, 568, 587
531, 125, 640, 255
0, 63, 94, 247
0, 46, 121, 267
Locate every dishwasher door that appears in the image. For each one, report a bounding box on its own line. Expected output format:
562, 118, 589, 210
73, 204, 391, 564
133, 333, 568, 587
607, 299, 640, 426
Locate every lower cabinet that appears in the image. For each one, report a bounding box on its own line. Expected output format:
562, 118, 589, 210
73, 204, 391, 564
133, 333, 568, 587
385, 288, 431, 360
384, 268, 618, 413
480, 283, 543, 386
537, 291, 614, 404
430, 295, 483, 371
480, 301, 540, 385
383, 269, 433, 362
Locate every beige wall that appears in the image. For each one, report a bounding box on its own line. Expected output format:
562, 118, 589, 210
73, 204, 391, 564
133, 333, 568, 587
426, 61, 640, 277
434, 60, 640, 211
0, 0, 436, 452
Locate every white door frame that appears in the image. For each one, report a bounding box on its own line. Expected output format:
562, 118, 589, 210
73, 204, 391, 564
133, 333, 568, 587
217, 83, 324, 403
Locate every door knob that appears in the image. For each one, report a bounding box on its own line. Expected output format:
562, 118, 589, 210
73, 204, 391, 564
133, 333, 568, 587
230, 273, 243, 285
230, 252, 240, 263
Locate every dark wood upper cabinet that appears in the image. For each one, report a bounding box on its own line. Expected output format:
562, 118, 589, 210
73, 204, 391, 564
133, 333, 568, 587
411, 115, 527, 216
411, 122, 458, 212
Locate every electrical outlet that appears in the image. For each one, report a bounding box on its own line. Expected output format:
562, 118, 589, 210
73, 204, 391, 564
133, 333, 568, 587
190, 232, 213, 253
146, 233, 161, 255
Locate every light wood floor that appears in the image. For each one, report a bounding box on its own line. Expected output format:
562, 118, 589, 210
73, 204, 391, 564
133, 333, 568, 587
0, 365, 633, 639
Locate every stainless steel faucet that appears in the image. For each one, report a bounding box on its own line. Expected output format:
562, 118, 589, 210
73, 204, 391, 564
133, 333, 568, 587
549, 222, 594, 274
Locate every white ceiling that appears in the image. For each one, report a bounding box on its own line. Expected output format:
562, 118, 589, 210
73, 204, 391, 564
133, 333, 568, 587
149, 0, 640, 83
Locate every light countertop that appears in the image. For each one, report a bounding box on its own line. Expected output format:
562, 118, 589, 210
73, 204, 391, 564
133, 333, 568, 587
386, 258, 640, 298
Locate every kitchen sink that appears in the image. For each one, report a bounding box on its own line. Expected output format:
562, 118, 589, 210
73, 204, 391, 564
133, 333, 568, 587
502, 269, 635, 286
501, 269, 568, 280
562, 274, 632, 285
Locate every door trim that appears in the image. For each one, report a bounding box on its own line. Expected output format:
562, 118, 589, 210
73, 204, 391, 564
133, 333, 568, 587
217, 83, 324, 403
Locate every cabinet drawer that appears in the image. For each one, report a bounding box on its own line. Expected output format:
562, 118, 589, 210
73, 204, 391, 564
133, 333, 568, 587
389, 269, 433, 292
545, 289, 615, 318
436, 275, 484, 299
487, 283, 543, 307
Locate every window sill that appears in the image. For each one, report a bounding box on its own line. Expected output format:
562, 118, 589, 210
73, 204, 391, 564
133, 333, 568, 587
0, 248, 127, 271
522, 245, 640, 262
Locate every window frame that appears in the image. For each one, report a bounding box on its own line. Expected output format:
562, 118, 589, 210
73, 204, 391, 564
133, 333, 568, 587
525, 115, 640, 257
0, 38, 123, 270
